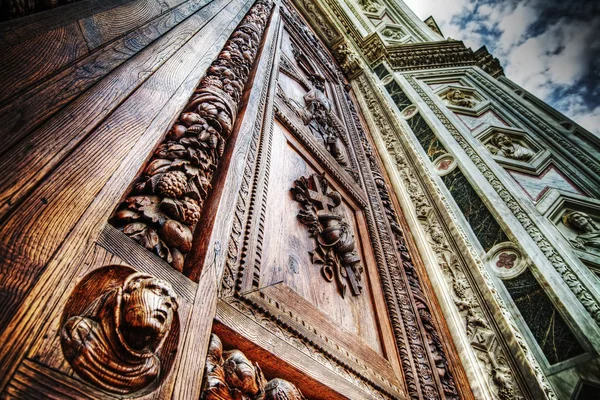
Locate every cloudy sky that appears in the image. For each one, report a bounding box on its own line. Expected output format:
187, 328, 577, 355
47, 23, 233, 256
403, 0, 600, 135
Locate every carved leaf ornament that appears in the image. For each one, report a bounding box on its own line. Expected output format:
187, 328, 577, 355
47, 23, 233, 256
111, 0, 273, 273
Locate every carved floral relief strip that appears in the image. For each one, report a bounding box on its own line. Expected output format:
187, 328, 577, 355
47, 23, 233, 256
111, 0, 273, 273
339, 86, 460, 400
354, 73, 554, 400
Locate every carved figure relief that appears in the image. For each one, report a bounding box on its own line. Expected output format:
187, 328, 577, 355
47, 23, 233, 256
291, 173, 363, 297
445, 88, 477, 108
563, 211, 600, 252
299, 75, 348, 166
358, 0, 382, 13
111, 0, 272, 273
61, 267, 179, 395
333, 42, 361, 77
202, 334, 306, 400
486, 132, 535, 161
381, 27, 405, 41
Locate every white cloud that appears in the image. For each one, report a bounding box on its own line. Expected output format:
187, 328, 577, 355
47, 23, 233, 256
401, 0, 600, 134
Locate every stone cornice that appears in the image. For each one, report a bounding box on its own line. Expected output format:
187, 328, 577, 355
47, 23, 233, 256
291, 0, 505, 78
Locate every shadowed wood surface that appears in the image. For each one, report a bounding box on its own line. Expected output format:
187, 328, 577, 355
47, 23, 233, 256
0, 0, 253, 395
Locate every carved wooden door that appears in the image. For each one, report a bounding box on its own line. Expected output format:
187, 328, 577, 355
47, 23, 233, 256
0, 0, 466, 399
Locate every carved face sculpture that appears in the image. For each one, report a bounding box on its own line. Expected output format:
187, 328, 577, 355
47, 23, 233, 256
491, 133, 512, 148
120, 274, 178, 353
451, 89, 465, 100
565, 211, 592, 231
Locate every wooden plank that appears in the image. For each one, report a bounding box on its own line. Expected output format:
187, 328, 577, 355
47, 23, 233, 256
0, 0, 214, 136
216, 300, 390, 400
0, 0, 229, 219
97, 224, 197, 303
78, 0, 188, 50
0, 1, 250, 391
4, 359, 113, 400
0, 0, 130, 46
0, 22, 89, 104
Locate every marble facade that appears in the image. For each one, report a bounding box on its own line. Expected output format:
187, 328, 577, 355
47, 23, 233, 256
288, 0, 600, 398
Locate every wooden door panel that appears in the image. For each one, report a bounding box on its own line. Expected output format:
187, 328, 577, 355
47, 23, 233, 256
254, 120, 383, 356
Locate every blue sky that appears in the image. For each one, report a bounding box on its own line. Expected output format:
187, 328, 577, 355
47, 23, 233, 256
403, 0, 600, 135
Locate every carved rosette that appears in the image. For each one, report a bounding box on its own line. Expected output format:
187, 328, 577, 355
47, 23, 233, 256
291, 173, 363, 298
202, 334, 306, 400
111, 0, 272, 272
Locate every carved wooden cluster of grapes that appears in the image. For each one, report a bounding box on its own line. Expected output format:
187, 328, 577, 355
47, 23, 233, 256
111, 0, 272, 273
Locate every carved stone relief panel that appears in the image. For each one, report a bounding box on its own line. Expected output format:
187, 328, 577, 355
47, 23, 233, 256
440, 87, 480, 109
357, 0, 383, 14
542, 196, 600, 261
481, 129, 537, 163
380, 26, 406, 41
60, 265, 180, 395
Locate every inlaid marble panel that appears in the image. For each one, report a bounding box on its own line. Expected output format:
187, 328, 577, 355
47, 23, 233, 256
509, 166, 584, 201
441, 168, 509, 251
456, 110, 508, 132
503, 269, 585, 365
374, 63, 390, 79
384, 79, 412, 111
407, 113, 447, 161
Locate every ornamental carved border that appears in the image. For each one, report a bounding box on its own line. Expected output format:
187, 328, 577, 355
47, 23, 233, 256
337, 84, 460, 400
110, 0, 273, 274
354, 72, 555, 400
405, 70, 600, 326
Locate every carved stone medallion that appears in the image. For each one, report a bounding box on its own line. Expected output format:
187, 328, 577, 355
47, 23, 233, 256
60, 266, 180, 395
291, 173, 363, 297
563, 210, 600, 253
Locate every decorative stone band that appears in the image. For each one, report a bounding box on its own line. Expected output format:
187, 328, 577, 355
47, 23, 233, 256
110, 0, 273, 274
404, 71, 600, 326
354, 73, 556, 400
336, 85, 461, 399
289, 0, 504, 78
362, 38, 505, 77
